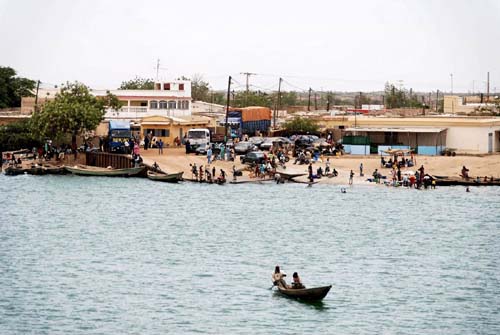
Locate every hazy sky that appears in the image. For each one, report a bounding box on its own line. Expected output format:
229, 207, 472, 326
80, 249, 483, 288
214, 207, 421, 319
1, 0, 499, 93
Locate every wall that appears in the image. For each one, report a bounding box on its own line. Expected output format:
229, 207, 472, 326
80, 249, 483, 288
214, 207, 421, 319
446, 126, 500, 153
344, 145, 370, 155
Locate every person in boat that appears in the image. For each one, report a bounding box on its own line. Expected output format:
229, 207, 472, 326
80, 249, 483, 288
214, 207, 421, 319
292, 272, 305, 289
272, 266, 288, 288
152, 161, 161, 172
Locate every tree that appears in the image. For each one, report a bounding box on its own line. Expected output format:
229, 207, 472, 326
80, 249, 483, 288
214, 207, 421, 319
119, 76, 154, 90
190, 74, 210, 101
30, 82, 112, 148
0, 66, 36, 108
0, 119, 41, 152
282, 117, 319, 134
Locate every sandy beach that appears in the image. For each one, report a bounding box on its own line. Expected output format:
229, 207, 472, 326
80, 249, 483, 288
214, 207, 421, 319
140, 147, 500, 185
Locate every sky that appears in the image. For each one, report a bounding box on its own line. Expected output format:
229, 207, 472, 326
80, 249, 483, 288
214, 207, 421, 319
1, 0, 499, 94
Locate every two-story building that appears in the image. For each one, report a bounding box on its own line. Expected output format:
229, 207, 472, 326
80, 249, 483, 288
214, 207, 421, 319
92, 80, 192, 120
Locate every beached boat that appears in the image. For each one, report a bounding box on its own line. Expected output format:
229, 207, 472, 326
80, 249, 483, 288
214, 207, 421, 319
276, 284, 332, 302
432, 175, 500, 186
276, 172, 307, 180
147, 170, 183, 183
3, 165, 27, 176
42, 165, 66, 174
65, 164, 144, 177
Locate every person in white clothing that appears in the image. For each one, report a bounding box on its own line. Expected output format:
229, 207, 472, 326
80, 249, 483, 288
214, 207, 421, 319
272, 265, 288, 288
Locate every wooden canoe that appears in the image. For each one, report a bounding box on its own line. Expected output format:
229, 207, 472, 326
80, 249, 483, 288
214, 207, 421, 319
65, 164, 144, 177
147, 170, 183, 182
276, 172, 307, 180
3, 165, 27, 176
277, 284, 332, 302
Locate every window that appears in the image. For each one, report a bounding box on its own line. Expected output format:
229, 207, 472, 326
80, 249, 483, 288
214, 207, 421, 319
168, 100, 177, 109
144, 129, 170, 137
159, 100, 167, 109
150, 100, 158, 109
179, 83, 184, 91
155, 83, 161, 90
183, 100, 189, 109
164, 83, 170, 90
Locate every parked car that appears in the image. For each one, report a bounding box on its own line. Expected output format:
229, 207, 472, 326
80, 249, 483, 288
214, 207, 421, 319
240, 151, 266, 165
234, 141, 257, 154
248, 136, 265, 147
259, 137, 275, 150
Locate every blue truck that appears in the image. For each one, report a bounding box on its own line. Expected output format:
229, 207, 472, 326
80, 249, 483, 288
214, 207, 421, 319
108, 120, 132, 153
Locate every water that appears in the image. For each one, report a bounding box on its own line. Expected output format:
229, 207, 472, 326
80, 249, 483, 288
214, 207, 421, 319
0, 174, 499, 334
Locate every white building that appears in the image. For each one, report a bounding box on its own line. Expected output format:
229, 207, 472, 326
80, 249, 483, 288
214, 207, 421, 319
93, 80, 192, 120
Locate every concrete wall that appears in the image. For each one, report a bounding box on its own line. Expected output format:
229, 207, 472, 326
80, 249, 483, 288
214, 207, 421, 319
446, 126, 500, 153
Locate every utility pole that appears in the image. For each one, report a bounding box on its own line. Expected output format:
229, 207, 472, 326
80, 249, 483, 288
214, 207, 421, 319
326, 93, 331, 112
34, 80, 40, 112
428, 92, 431, 112
436, 90, 439, 113
156, 59, 160, 81
307, 88, 312, 111
224, 76, 232, 143
358, 92, 362, 109
450, 73, 453, 94
274, 78, 282, 129
240, 72, 256, 106
487, 71, 490, 102
314, 92, 318, 110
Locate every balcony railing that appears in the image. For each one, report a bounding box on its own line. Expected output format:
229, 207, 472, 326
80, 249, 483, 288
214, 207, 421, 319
120, 107, 148, 113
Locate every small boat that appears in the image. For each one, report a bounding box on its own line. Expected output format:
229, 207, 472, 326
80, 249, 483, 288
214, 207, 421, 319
65, 164, 144, 177
42, 165, 66, 175
147, 170, 183, 183
3, 165, 28, 176
276, 172, 307, 180
277, 284, 332, 302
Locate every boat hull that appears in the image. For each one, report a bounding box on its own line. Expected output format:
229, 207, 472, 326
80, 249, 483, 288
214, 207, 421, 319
147, 171, 183, 182
65, 165, 144, 177
277, 285, 332, 302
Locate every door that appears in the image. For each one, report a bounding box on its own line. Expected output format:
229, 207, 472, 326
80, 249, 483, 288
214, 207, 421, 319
488, 133, 493, 153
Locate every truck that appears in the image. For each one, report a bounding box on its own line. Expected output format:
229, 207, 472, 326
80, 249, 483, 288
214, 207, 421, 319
108, 120, 132, 153
186, 128, 227, 153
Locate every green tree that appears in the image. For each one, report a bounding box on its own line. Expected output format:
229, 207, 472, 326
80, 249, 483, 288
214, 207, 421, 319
0, 119, 41, 152
189, 74, 210, 101
0, 66, 36, 108
30, 82, 111, 148
119, 76, 154, 90
232, 90, 273, 108
282, 117, 319, 134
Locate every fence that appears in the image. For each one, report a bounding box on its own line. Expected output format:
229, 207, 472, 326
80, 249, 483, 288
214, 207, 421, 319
85, 152, 132, 169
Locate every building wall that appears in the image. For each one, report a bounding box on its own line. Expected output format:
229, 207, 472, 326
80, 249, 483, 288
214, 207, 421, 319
446, 126, 500, 153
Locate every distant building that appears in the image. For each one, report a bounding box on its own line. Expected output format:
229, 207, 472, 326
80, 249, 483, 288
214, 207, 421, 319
94, 80, 192, 120
316, 115, 500, 154
444, 95, 499, 115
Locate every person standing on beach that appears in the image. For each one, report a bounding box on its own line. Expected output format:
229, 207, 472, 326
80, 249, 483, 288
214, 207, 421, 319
207, 146, 212, 165
349, 170, 354, 185
158, 139, 163, 154
359, 163, 364, 177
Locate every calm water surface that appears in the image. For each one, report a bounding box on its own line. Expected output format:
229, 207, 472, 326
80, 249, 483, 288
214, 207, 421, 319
0, 174, 499, 334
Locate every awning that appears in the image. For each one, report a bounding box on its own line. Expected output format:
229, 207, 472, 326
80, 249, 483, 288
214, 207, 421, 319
345, 127, 446, 133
